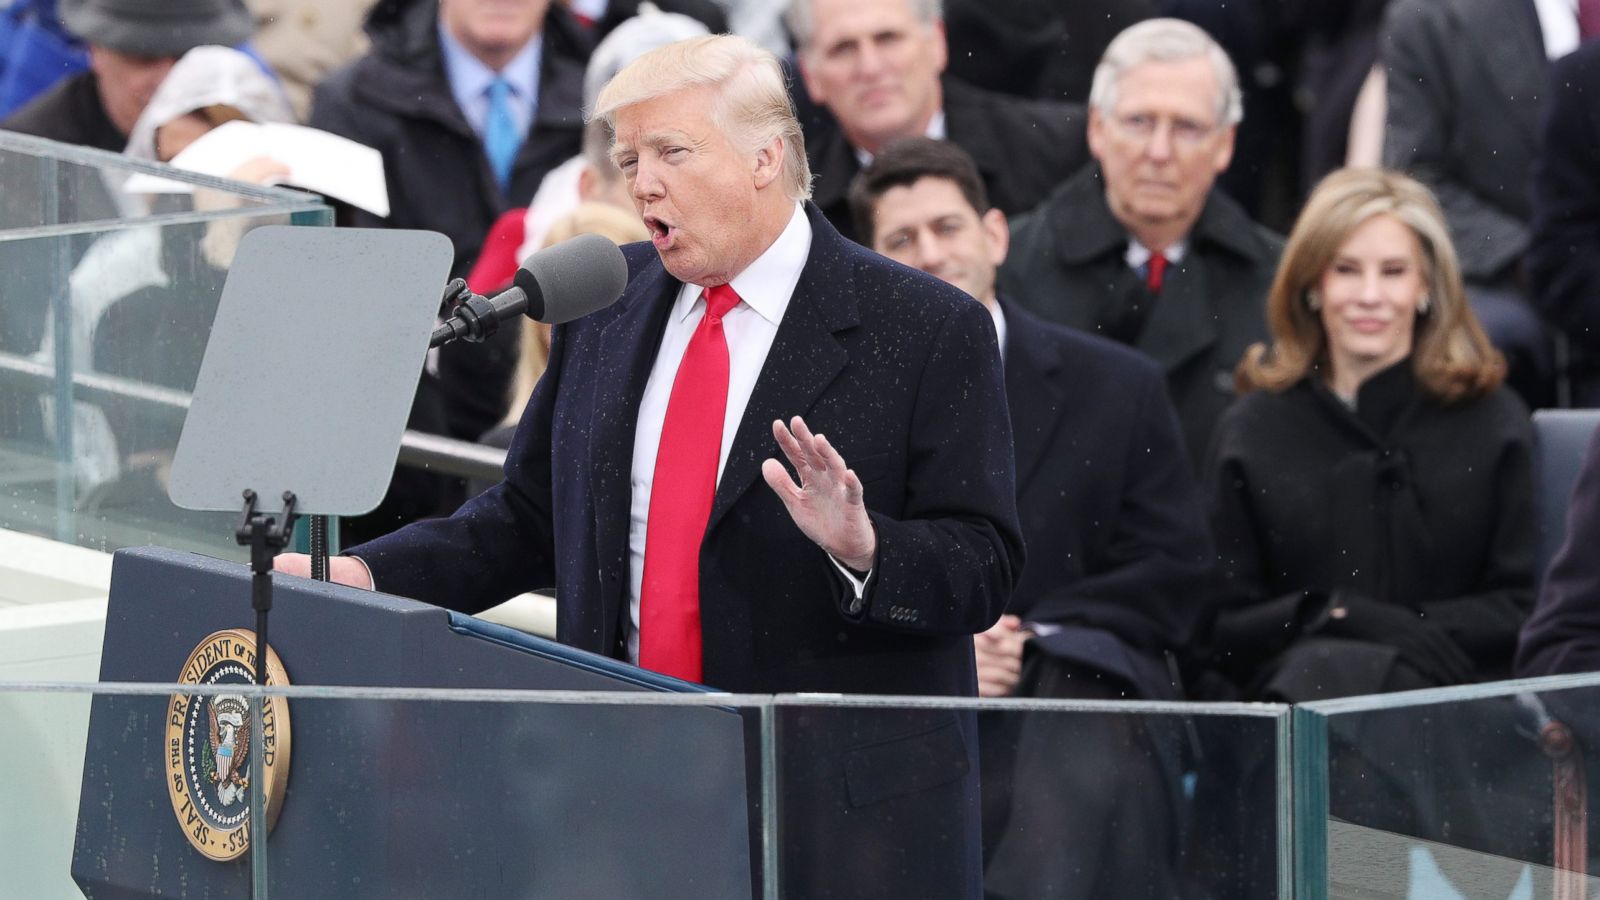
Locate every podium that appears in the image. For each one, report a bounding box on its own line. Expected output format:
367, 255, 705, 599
71, 547, 753, 898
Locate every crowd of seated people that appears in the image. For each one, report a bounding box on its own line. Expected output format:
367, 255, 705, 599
11, 0, 1600, 890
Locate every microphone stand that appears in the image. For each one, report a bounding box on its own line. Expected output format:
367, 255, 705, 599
431, 278, 517, 348
235, 488, 298, 900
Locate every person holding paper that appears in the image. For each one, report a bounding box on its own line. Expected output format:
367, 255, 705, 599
281, 34, 1022, 898
123, 44, 293, 166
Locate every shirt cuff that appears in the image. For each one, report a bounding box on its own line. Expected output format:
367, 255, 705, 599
826, 553, 873, 599
346, 554, 376, 591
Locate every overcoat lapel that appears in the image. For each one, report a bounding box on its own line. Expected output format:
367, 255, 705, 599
1137, 259, 1220, 375
708, 207, 855, 534
1000, 305, 1068, 492
587, 261, 678, 632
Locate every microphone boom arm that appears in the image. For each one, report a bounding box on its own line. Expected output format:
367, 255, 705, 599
430, 279, 528, 348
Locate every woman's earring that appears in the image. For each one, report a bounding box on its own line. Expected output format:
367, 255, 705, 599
1305, 289, 1322, 312
1417, 293, 1432, 315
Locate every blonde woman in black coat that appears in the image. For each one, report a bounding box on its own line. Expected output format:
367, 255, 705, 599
1205, 167, 1535, 702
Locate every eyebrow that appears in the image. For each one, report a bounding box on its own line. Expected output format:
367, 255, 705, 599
1332, 254, 1414, 266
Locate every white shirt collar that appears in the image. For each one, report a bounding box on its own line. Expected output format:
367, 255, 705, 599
1125, 238, 1188, 270
675, 202, 812, 325
986, 298, 1007, 362
1532, 0, 1580, 59
437, 18, 542, 129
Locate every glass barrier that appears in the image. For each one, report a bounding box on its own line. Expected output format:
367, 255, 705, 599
0, 132, 331, 561
1294, 673, 1600, 900
774, 695, 1292, 899
0, 681, 1294, 899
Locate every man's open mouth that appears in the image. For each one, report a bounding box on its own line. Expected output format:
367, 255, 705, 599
644, 214, 675, 247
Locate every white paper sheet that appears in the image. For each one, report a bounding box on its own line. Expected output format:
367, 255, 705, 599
122, 120, 390, 218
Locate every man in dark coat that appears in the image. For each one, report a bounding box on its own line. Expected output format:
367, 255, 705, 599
785, 0, 1087, 245
1, 0, 254, 151
1528, 39, 1600, 407
281, 35, 1022, 899
309, 0, 592, 541
311, 0, 589, 281
851, 136, 1218, 900
1382, 0, 1566, 405
999, 18, 1281, 467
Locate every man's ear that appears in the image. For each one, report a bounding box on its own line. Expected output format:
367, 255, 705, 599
981, 208, 1009, 268
931, 19, 949, 75
576, 164, 598, 202
797, 52, 827, 106
1086, 105, 1108, 164
1212, 123, 1238, 174
752, 136, 784, 190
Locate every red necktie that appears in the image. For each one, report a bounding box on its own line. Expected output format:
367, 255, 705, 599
1145, 253, 1169, 293
638, 284, 741, 682
1582, 0, 1600, 41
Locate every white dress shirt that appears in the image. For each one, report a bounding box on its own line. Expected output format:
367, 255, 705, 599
624, 203, 812, 662
1534, 0, 1581, 59
1125, 238, 1189, 273
985, 297, 1008, 363
436, 20, 542, 141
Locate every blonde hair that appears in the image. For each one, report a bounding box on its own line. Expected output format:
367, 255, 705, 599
503, 204, 652, 426
590, 34, 812, 201
1237, 167, 1504, 403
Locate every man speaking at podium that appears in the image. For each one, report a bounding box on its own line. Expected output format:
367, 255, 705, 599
280, 34, 1021, 896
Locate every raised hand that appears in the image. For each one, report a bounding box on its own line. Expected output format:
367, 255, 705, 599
760, 416, 877, 572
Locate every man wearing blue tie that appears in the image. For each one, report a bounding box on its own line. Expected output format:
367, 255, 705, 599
309, 0, 594, 541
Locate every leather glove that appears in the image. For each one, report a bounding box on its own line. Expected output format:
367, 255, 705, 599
1314, 593, 1475, 686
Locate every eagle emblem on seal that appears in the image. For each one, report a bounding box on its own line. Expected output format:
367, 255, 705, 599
206, 695, 250, 806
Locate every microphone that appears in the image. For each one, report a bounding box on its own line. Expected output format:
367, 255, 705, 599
430, 232, 629, 348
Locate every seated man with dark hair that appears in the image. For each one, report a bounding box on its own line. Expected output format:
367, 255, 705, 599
850, 135, 1217, 900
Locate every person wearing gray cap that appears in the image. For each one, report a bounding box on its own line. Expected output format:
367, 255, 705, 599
1, 0, 255, 152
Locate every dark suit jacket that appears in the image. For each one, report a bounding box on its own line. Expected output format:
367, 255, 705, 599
0, 69, 121, 152
1001, 298, 1216, 700
595, 0, 726, 35
942, 0, 1154, 103
351, 202, 1023, 897
806, 75, 1089, 244
1529, 41, 1600, 377
1382, 0, 1546, 282
1518, 422, 1600, 676
999, 164, 1282, 468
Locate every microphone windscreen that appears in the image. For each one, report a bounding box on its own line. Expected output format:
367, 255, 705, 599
515, 232, 630, 324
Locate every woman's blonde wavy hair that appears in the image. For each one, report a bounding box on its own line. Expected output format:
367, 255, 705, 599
1236, 167, 1504, 402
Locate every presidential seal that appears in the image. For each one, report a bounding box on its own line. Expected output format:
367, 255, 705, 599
164, 629, 292, 861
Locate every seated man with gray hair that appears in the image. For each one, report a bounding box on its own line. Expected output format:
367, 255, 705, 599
1000, 18, 1282, 466
280, 32, 1022, 899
